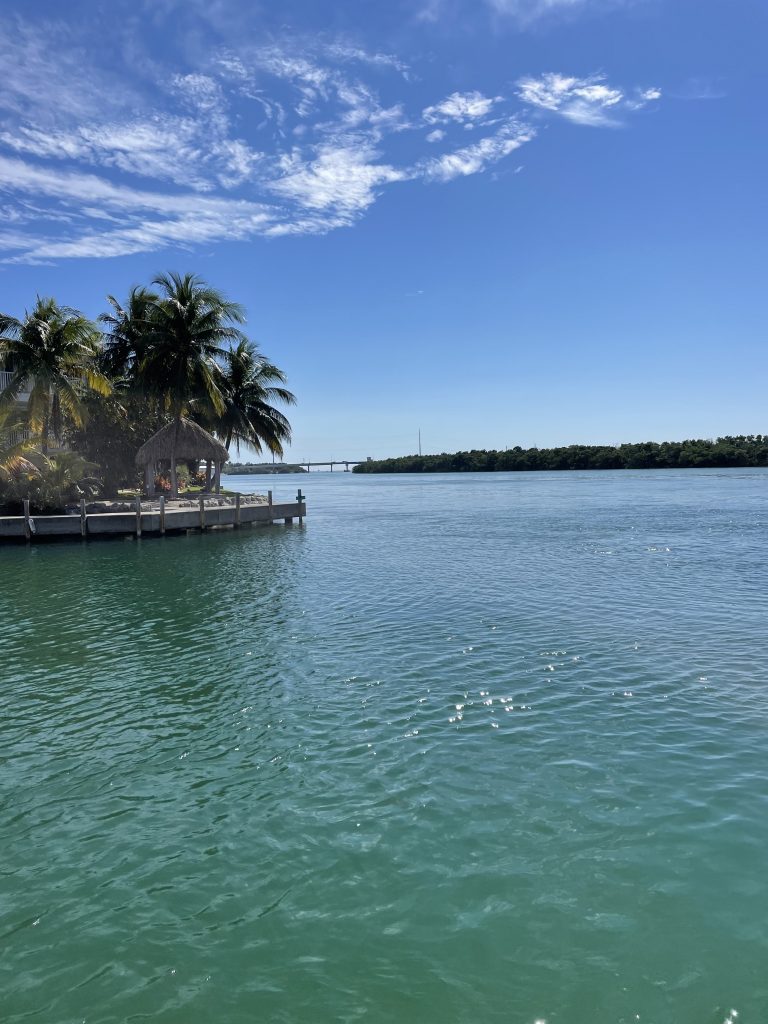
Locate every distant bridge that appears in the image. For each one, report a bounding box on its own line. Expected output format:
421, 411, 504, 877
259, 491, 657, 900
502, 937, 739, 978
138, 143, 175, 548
302, 460, 365, 471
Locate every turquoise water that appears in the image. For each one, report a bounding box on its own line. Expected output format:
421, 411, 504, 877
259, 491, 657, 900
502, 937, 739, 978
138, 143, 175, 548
2, 469, 768, 1024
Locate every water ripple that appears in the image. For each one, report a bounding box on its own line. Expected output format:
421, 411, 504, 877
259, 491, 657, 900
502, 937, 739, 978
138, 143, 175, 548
2, 470, 768, 1023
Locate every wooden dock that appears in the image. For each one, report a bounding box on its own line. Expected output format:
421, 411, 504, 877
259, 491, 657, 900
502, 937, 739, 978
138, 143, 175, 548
0, 491, 306, 543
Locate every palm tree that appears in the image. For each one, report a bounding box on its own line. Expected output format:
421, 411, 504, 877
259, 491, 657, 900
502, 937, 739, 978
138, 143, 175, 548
0, 297, 111, 455
140, 272, 247, 497
216, 339, 295, 456
99, 286, 159, 380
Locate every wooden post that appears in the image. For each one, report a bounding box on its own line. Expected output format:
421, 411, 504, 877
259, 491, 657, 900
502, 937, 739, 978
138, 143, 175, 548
199, 495, 206, 530
214, 461, 222, 494
80, 498, 87, 538
135, 494, 142, 537
159, 495, 166, 535
267, 489, 273, 521
23, 499, 31, 542
297, 489, 304, 525
235, 493, 241, 528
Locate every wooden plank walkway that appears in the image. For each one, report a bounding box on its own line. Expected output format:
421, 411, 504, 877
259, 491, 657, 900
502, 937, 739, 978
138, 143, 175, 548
0, 492, 306, 543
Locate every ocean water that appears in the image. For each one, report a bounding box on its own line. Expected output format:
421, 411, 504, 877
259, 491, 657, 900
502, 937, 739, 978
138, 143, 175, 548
2, 469, 768, 1024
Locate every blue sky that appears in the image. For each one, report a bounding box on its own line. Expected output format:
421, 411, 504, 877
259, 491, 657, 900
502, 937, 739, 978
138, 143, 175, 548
0, 0, 765, 461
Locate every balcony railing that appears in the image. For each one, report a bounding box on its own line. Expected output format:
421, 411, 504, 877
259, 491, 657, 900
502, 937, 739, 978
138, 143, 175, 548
6, 428, 31, 446
0, 370, 32, 400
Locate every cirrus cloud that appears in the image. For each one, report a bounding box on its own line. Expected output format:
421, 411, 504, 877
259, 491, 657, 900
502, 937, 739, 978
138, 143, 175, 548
0, 17, 662, 263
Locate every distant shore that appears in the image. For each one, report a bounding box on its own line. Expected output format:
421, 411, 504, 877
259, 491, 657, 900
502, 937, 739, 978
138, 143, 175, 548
224, 463, 307, 475
353, 436, 768, 473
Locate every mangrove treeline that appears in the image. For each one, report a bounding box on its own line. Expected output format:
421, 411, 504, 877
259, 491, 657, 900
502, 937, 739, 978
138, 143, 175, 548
353, 437, 768, 474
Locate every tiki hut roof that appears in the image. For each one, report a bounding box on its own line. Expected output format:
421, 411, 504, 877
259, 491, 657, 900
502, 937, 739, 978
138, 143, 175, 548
135, 418, 229, 467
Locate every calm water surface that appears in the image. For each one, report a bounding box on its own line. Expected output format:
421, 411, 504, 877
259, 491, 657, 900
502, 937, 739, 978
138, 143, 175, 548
2, 469, 768, 1024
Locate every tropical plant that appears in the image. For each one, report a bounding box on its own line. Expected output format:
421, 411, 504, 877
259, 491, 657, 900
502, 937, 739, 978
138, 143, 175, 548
31, 451, 101, 510
0, 406, 39, 483
0, 297, 111, 454
138, 273, 247, 497
206, 339, 295, 456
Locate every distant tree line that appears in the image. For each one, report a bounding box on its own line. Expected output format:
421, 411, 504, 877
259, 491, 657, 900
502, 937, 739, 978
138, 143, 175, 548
353, 437, 768, 474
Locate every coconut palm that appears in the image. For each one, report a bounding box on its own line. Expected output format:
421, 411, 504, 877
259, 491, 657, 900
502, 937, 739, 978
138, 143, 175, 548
99, 286, 159, 380
0, 297, 111, 455
215, 339, 295, 456
139, 272, 247, 497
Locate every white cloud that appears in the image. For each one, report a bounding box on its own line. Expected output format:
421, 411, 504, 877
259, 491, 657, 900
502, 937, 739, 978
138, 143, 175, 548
422, 120, 534, 181
0, 155, 275, 262
0, 18, 661, 262
320, 42, 409, 76
485, 0, 629, 24
0, 116, 263, 192
423, 91, 499, 124
418, 0, 631, 26
270, 143, 409, 217
517, 72, 658, 126
0, 17, 137, 123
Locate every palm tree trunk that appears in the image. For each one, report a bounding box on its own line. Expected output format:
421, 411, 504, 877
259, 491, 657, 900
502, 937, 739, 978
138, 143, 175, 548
41, 413, 49, 458
169, 412, 182, 499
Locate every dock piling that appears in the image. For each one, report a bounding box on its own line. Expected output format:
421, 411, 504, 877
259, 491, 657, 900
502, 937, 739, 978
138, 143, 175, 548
135, 494, 142, 538
80, 498, 87, 538
23, 499, 31, 542
199, 495, 206, 530
235, 493, 241, 528
159, 495, 165, 535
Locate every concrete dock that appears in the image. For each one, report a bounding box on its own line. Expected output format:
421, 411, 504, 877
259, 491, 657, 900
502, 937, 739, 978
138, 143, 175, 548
0, 492, 306, 543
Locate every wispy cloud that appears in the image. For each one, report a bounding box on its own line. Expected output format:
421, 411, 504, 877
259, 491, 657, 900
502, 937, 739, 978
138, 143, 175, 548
423, 91, 500, 124
671, 77, 727, 101
485, 0, 632, 25
422, 120, 534, 180
270, 143, 409, 217
418, 0, 633, 27
517, 72, 660, 126
0, 16, 138, 123
0, 15, 660, 262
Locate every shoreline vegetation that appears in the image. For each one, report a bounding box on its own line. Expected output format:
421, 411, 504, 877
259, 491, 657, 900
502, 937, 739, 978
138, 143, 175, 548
225, 463, 307, 474
353, 436, 768, 474
0, 272, 295, 514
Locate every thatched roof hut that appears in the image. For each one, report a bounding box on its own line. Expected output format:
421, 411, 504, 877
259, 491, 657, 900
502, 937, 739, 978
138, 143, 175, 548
136, 418, 228, 468
136, 418, 229, 494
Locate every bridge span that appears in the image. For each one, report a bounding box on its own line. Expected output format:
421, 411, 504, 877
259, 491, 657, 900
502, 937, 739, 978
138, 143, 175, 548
303, 460, 366, 471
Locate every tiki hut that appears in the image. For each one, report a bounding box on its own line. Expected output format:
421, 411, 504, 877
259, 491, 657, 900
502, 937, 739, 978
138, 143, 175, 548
136, 418, 229, 496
